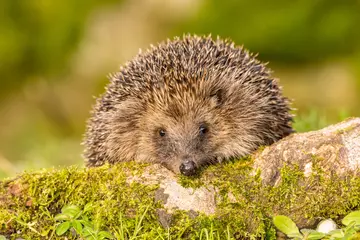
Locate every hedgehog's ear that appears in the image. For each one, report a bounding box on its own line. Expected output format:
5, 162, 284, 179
210, 89, 224, 107
113, 97, 144, 119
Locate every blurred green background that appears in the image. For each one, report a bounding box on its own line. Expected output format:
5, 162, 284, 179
1, 0, 359, 178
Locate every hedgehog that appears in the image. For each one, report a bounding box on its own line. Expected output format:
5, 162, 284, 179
83, 35, 293, 176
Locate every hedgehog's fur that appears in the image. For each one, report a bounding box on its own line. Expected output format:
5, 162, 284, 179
83, 35, 293, 175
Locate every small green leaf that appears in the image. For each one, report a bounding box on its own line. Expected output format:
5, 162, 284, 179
62, 205, 81, 218
343, 229, 357, 240
273, 215, 301, 236
345, 221, 356, 231
83, 203, 93, 213
0, 235, 7, 240
307, 231, 326, 240
54, 213, 71, 221
56, 221, 71, 236
82, 226, 96, 237
98, 231, 113, 239
342, 211, 360, 226
328, 229, 344, 238
72, 220, 83, 234
80, 218, 93, 228
287, 232, 303, 239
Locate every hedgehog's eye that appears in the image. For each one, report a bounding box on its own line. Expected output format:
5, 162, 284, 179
159, 129, 166, 137
199, 124, 208, 136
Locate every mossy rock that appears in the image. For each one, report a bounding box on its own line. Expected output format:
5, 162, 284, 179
1, 158, 360, 239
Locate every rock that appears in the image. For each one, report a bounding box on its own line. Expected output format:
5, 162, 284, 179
253, 117, 360, 185
129, 164, 217, 227
128, 164, 216, 216
156, 180, 216, 215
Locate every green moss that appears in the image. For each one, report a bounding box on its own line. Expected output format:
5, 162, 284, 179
178, 173, 204, 189
0, 163, 162, 239
1, 158, 360, 239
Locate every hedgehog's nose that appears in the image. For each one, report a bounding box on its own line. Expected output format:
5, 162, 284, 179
179, 160, 196, 176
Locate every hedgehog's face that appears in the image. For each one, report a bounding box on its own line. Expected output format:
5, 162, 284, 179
152, 117, 217, 176
136, 87, 233, 176
104, 79, 278, 176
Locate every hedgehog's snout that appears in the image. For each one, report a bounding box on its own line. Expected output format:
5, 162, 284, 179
179, 159, 197, 176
